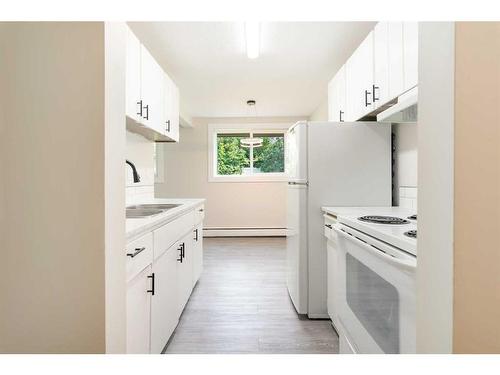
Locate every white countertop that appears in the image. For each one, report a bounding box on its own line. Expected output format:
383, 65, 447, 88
126, 198, 205, 242
322, 206, 417, 256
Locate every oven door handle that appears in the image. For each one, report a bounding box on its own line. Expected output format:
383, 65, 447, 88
333, 226, 416, 271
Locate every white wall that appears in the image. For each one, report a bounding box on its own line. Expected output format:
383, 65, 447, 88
125, 131, 155, 204
393, 123, 418, 209
417, 22, 455, 354
155, 116, 306, 230
104, 22, 127, 354
309, 97, 329, 122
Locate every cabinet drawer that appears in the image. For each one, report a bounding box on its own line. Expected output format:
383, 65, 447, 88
126, 233, 153, 282
154, 211, 195, 260
194, 205, 205, 225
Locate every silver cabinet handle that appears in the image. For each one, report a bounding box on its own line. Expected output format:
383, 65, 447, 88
127, 246, 146, 258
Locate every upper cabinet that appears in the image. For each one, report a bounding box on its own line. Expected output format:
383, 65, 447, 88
126, 27, 142, 123
346, 31, 374, 121
328, 22, 418, 122
403, 22, 418, 91
328, 65, 346, 122
162, 72, 180, 142
126, 26, 180, 142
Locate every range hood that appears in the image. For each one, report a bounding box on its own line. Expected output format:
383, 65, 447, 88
377, 86, 418, 123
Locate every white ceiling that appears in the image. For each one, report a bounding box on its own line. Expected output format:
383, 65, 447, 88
128, 22, 375, 118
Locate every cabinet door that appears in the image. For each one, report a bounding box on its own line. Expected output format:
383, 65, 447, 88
126, 265, 152, 354
176, 233, 194, 315
126, 27, 141, 122
373, 22, 389, 108
170, 82, 180, 142
388, 22, 404, 100
346, 31, 374, 121
162, 73, 180, 142
328, 66, 346, 122
140, 45, 163, 134
150, 246, 179, 354
192, 224, 203, 286
403, 22, 418, 91
336, 65, 347, 121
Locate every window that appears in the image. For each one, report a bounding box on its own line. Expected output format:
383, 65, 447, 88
208, 124, 289, 182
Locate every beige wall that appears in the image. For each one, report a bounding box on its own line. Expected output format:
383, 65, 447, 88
0, 22, 126, 353
453, 22, 500, 353
309, 97, 329, 122
155, 116, 305, 229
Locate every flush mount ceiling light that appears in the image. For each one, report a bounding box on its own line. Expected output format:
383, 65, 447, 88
245, 21, 260, 59
240, 137, 263, 148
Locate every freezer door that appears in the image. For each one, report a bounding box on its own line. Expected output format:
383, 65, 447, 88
286, 183, 308, 314
285, 122, 308, 183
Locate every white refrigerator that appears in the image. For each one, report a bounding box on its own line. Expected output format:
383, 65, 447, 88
286, 121, 392, 318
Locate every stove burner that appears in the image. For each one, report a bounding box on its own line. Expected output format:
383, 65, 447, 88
407, 214, 417, 221
358, 215, 410, 225
404, 230, 417, 239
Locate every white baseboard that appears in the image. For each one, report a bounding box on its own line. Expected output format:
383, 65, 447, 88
203, 227, 287, 237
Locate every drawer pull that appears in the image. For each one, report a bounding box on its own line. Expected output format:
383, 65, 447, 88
147, 273, 155, 295
198, 208, 204, 212
127, 246, 146, 258
177, 243, 184, 263
325, 224, 333, 229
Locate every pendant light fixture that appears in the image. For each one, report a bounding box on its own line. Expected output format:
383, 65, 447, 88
240, 99, 262, 148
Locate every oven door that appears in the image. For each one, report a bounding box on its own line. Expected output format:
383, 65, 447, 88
334, 224, 416, 354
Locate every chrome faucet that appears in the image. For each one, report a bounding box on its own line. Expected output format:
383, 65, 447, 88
126, 159, 141, 183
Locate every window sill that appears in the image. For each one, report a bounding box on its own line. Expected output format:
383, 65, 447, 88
208, 174, 288, 183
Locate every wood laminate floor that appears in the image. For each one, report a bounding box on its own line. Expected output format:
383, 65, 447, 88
164, 237, 339, 354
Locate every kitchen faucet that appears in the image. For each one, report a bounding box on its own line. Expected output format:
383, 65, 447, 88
126, 159, 141, 183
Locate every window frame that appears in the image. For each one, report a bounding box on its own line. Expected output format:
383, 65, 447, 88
208, 123, 290, 183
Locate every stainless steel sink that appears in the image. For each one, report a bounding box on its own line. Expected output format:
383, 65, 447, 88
126, 203, 182, 219
126, 208, 164, 219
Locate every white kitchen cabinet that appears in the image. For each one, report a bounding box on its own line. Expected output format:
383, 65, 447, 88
373, 22, 389, 108
125, 27, 142, 123
140, 45, 164, 135
327, 65, 346, 122
403, 22, 418, 91
161, 72, 180, 142
150, 244, 179, 354
177, 232, 194, 315
387, 22, 405, 101
374, 22, 407, 108
126, 202, 204, 353
126, 265, 152, 354
192, 224, 203, 286
125, 26, 180, 142
346, 31, 374, 121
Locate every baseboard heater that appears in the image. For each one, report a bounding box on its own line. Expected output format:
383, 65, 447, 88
203, 227, 287, 237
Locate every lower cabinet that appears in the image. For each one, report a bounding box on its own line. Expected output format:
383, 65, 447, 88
176, 232, 194, 315
150, 245, 179, 354
126, 265, 153, 354
126, 204, 205, 354
192, 224, 203, 286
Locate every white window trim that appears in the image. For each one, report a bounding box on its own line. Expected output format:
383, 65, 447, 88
208, 123, 291, 183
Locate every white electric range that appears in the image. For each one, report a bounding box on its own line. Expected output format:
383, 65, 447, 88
322, 206, 417, 354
